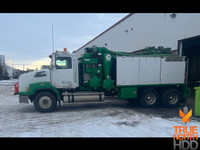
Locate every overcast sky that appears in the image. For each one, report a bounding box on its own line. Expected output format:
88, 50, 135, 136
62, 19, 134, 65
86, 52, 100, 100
0, 13, 128, 70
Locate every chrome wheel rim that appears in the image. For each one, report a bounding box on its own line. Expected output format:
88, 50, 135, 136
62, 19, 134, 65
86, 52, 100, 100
145, 92, 156, 105
38, 96, 52, 109
168, 93, 178, 104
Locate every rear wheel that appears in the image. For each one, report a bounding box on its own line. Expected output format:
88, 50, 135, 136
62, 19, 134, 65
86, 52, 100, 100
162, 88, 181, 107
34, 92, 57, 112
140, 88, 159, 108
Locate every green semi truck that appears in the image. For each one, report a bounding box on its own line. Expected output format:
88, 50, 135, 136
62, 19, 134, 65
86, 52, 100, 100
14, 46, 189, 112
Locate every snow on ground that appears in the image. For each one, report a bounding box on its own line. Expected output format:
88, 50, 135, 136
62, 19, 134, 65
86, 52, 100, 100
0, 79, 18, 86
0, 80, 199, 137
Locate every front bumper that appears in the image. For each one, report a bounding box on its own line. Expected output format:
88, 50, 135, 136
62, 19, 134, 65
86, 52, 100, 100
19, 95, 29, 104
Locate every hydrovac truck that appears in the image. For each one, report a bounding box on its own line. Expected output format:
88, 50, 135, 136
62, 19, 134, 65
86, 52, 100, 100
14, 46, 189, 112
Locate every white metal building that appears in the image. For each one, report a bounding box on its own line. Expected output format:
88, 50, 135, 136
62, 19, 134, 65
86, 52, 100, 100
75, 13, 200, 90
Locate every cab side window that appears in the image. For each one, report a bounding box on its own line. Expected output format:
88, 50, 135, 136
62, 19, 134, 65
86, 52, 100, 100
56, 57, 72, 69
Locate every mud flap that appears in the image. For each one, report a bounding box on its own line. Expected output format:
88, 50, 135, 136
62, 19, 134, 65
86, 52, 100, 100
19, 95, 29, 104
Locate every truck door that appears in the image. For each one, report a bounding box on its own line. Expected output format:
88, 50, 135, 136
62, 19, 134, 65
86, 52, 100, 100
51, 56, 76, 88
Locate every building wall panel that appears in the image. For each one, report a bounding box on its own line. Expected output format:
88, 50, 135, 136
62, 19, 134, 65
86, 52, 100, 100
76, 13, 200, 57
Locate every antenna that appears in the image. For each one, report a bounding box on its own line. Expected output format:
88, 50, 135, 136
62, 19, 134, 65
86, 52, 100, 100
52, 25, 54, 53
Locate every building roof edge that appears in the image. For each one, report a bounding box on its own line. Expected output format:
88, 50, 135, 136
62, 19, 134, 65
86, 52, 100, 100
74, 13, 134, 53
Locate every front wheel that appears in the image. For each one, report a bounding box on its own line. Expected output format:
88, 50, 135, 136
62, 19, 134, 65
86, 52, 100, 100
34, 92, 57, 112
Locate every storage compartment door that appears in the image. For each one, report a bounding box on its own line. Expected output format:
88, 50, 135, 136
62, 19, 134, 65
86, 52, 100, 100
139, 57, 161, 85
117, 57, 139, 86
161, 58, 185, 84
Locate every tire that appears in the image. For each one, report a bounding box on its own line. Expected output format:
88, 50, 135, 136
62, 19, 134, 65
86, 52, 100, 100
34, 91, 57, 112
140, 88, 159, 108
161, 88, 181, 107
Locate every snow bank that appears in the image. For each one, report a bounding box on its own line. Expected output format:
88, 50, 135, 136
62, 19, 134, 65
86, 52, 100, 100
0, 79, 18, 86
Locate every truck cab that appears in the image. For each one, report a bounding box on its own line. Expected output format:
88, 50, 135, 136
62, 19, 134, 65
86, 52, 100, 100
50, 50, 79, 89
16, 48, 80, 112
